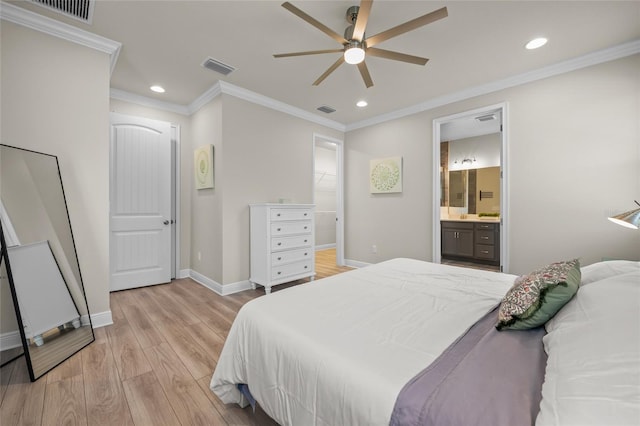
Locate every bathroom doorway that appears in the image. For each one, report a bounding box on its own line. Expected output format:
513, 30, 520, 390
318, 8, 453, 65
432, 103, 509, 272
313, 134, 345, 267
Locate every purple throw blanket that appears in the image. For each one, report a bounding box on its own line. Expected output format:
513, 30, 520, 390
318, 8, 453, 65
390, 306, 547, 426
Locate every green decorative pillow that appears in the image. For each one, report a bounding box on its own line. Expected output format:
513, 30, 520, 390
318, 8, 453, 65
496, 259, 580, 330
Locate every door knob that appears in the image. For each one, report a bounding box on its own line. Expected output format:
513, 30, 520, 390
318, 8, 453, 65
163, 220, 170, 225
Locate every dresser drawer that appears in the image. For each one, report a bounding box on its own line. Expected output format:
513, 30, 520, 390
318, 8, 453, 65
475, 222, 497, 231
271, 260, 313, 280
271, 235, 312, 251
475, 244, 495, 260
270, 208, 312, 221
271, 247, 313, 266
475, 230, 495, 245
270, 221, 312, 237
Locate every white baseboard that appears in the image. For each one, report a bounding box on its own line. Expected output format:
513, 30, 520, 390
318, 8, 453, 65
188, 269, 252, 296
91, 310, 113, 328
178, 269, 190, 279
0, 330, 22, 351
344, 259, 371, 269
315, 243, 336, 251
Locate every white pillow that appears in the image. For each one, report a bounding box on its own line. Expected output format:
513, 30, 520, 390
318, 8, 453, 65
579, 260, 640, 286
536, 270, 640, 426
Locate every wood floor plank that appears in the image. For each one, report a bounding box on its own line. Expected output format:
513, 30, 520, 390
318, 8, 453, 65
182, 322, 226, 363
106, 323, 152, 381
155, 321, 216, 381
116, 290, 166, 349
0, 360, 14, 407
45, 351, 83, 384
122, 371, 180, 426
81, 342, 134, 426
144, 342, 226, 425
0, 357, 46, 426
42, 374, 87, 426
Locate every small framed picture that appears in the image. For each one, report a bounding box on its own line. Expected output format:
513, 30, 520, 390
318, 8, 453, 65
370, 157, 402, 193
194, 144, 214, 189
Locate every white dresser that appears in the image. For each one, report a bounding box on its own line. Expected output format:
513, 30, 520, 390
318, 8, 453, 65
249, 203, 315, 294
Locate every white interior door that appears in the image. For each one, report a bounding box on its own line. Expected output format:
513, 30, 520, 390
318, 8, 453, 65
110, 113, 172, 291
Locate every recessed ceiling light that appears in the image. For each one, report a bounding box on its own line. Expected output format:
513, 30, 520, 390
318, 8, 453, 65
356, 100, 368, 108
525, 37, 548, 50
150, 85, 165, 93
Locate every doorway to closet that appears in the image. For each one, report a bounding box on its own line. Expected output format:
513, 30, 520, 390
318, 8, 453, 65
313, 134, 345, 269
432, 103, 509, 273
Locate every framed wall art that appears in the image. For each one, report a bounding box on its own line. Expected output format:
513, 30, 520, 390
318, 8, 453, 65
370, 156, 403, 194
194, 144, 214, 189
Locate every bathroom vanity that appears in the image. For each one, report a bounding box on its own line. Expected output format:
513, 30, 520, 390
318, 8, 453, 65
441, 218, 500, 266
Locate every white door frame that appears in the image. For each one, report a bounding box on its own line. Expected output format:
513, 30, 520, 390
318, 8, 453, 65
313, 133, 345, 266
171, 124, 181, 279
432, 102, 509, 272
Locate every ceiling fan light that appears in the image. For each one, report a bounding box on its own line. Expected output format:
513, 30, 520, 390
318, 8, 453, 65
344, 43, 365, 64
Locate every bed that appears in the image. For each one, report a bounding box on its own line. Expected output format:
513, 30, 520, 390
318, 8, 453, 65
210, 258, 640, 426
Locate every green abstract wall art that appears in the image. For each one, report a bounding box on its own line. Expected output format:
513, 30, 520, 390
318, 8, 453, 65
370, 157, 402, 193
194, 144, 214, 189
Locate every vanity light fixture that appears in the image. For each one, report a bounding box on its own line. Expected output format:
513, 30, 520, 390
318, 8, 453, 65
356, 100, 368, 107
150, 85, 165, 93
526, 37, 548, 50
608, 200, 640, 230
454, 157, 476, 165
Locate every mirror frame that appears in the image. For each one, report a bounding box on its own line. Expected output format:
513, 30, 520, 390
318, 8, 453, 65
0, 144, 94, 381
0, 226, 26, 368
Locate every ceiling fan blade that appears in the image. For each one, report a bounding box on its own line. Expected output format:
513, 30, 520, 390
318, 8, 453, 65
351, 0, 373, 42
366, 47, 428, 65
282, 2, 348, 45
365, 6, 448, 48
274, 49, 344, 58
357, 61, 374, 88
313, 56, 345, 86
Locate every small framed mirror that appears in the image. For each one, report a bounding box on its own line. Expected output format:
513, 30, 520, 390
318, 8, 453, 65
0, 144, 94, 381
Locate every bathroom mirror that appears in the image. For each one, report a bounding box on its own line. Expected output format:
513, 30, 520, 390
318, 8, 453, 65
449, 170, 468, 208
0, 144, 94, 381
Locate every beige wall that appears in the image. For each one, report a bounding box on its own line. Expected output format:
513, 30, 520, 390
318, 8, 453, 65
345, 54, 640, 274
190, 97, 224, 282
1, 22, 111, 315
109, 99, 193, 272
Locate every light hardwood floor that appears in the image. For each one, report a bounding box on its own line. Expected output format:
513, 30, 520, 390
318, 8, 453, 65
0, 249, 351, 425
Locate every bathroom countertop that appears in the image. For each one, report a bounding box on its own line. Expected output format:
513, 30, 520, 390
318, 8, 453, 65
441, 216, 500, 223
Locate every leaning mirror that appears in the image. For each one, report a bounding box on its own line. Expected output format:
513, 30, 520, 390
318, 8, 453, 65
0, 144, 94, 381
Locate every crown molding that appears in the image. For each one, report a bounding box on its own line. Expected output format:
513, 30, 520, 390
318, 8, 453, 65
0, 1, 121, 74
110, 89, 190, 115
346, 39, 640, 131
187, 82, 223, 114
216, 81, 346, 132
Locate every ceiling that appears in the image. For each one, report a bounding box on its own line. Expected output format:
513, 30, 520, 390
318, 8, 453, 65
7, 1, 640, 126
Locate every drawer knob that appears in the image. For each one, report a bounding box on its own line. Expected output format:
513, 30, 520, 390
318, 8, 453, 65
277, 228, 281, 231
304, 252, 308, 256
304, 213, 308, 216
277, 242, 282, 246
481, 250, 489, 254
277, 213, 281, 217
304, 226, 308, 230
482, 236, 489, 240
277, 271, 282, 275
304, 265, 308, 269
277, 257, 282, 260
304, 239, 307, 243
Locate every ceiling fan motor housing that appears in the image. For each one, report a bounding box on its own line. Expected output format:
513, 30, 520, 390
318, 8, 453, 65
346, 5, 359, 23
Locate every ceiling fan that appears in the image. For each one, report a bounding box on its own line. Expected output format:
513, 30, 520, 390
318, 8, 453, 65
273, 1, 448, 88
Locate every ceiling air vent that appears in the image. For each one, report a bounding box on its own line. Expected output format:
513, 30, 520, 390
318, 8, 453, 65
317, 105, 336, 114
30, 0, 94, 23
475, 114, 496, 122
202, 57, 236, 76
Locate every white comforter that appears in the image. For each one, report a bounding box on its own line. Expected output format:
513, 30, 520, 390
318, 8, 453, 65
210, 258, 515, 425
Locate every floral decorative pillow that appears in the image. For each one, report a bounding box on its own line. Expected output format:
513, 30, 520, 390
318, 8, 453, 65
496, 259, 580, 330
